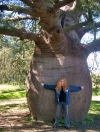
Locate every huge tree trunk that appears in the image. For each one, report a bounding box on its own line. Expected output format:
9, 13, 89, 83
26, 29, 92, 121
0, 0, 99, 123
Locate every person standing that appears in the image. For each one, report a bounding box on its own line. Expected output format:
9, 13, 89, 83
43, 78, 84, 129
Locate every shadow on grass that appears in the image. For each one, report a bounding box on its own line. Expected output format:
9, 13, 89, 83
0, 104, 19, 113
0, 113, 100, 132
70, 113, 100, 131
0, 102, 28, 113
0, 99, 99, 132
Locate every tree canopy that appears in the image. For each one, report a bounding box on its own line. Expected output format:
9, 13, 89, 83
0, 0, 100, 84
0, 0, 100, 46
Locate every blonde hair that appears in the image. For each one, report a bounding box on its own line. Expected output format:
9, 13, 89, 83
55, 78, 68, 92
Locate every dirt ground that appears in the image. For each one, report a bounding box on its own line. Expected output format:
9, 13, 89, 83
0, 97, 100, 132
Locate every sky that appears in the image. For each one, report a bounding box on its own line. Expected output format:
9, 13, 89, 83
81, 32, 100, 73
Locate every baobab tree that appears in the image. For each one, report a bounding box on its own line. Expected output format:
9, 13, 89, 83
0, 0, 100, 121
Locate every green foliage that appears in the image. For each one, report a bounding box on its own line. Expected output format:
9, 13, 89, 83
0, 0, 39, 85
0, 36, 34, 85
91, 73, 100, 95
75, 0, 100, 22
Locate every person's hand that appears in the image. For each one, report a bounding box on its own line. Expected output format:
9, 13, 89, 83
81, 86, 84, 90
41, 83, 44, 87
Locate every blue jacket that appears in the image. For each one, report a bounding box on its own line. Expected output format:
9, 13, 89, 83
44, 84, 82, 105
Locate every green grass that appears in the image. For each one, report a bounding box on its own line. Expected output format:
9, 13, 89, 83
88, 101, 100, 115
0, 104, 18, 113
58, 101, 100, 126
0, 84, 26, 99
0, 84, 99, 100
24, 100, 100, 127
81, 100, 100, 125
0, 84, 99, 131
92, 88, 100, 96
0, 84, 27, 113
0, 84, 25, 93
0, 91, 26, 99
0, 84, 99, 124
0, 102, 28, 113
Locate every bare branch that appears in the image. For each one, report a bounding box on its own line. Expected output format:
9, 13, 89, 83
0, 5, 35, 16
83, 38, 100, 55
5, 16, 38, 21
82, 22, 100, 36
0, 27, 38, 41
64, 21, 89, 32
54, 0, 75, 10
76, 22, 100, 39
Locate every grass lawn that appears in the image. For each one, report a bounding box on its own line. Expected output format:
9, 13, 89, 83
0, 84, 100, 132
0, 84, 99, 99
0, 84, 26, 99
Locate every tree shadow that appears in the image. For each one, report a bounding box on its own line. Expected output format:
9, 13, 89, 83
0, 110, 100, 132
0, 99, 99, 132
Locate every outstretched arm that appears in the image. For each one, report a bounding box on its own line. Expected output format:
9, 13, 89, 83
43, 84, 56, 91
69, 85, 84, 92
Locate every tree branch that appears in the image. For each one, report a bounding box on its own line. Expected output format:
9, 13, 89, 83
76, 21, 100, 39
84, 38, 100, 55
0, 27, 38, 41
54, 0, 75, 10
63, 21, 100, 41
82, 22, 100, 36
64, 21, 89, 32
5, 16, 38, 21
0, 5, 34, 16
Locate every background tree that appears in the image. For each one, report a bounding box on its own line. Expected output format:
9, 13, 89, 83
0, 35, 34, 84
0, 0, 100, 122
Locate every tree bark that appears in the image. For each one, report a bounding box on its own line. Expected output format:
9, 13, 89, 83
26, 29, 92, 121
25, 1, 93, 121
